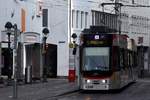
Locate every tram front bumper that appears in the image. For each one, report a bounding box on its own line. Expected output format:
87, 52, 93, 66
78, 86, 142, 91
81, 79, 110, 90
82, 84, 109, 90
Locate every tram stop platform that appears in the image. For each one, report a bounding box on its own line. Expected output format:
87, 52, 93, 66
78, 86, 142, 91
0, 78, 79, 100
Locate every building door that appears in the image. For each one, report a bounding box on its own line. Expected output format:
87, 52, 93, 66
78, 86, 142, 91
25, 43, 57, 79
25, 43, 41, 80
46, 44, 57, 78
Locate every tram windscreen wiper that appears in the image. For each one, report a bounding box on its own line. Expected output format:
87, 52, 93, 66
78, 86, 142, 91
84, 56, 109, 71
96, 65, 108, 71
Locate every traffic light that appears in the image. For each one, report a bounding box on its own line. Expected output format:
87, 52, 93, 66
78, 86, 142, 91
72, 48, 76, 55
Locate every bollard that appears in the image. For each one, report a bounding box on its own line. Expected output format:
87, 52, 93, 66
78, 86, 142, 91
25, 66, 32, 84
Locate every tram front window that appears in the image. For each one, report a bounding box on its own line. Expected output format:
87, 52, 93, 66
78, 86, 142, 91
83, 47, 110, 71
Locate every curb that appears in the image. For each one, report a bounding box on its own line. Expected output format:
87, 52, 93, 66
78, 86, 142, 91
37, 88, 79, 100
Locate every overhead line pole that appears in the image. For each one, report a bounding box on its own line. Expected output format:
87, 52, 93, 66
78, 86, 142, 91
69, 0, 72, 43
101, 2, 123, 35
13, 24, 18, 99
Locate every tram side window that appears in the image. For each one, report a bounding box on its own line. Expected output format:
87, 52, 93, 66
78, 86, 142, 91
119, 49, 124, 69
112, 47, 120, 71
128, 51, 136, 68
132, 52, 137, 67
127, 51, 130, 67
130, 52, 133, 67
124, 49, 128, 67
128, 51, 131, 67
133, 52, 138, 67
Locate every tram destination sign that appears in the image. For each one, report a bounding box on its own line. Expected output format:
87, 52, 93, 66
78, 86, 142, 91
82, 34, 112, 46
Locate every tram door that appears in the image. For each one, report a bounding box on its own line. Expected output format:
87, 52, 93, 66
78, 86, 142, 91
45, 44, 57, 78
25, 43, 41, 80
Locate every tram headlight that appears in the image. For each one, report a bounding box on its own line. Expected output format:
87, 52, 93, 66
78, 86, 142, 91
102, 80, 107, 83
86, 79, 91, 83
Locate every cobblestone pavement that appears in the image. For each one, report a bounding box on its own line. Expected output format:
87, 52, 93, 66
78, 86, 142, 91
0, 78, 78, 100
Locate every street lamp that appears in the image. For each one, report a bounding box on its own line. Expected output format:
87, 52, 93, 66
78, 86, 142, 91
4, 22, 13, 81
42, 27, 49, 82
4, 22, 19, 98
101, 3, 123, 35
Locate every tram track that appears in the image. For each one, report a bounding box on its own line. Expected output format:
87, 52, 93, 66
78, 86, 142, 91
50, 89, 82, 100
37, 82, 136, 100
37, 89, 81, 100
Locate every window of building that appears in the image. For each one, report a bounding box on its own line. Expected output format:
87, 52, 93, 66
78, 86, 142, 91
95, 12, 98, 25
42, 9, 48, 27
76, 10, 79, 28
81, 11, 84, 29
72, 10, 75, 28
92, 11, 95, 25
85, 12, 88, 28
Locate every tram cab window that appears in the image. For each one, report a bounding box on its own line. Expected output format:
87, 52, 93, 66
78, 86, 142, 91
83, 47, 110, 71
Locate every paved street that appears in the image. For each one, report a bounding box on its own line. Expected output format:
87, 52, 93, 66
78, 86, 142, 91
51, 79, 150, 100
1, 78, 150, 100
0, 78, 78, 100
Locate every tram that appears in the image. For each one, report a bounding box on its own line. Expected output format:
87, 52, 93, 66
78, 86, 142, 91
79, 26, 138, 90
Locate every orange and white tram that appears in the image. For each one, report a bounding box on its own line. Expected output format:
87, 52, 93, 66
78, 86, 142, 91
79, 28, 137, 90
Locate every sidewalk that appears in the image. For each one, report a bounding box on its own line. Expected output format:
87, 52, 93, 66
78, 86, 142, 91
0, 78, 79, 100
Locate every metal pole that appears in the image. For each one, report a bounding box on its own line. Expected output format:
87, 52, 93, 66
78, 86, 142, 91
102, 4, 105, 26
40, 40, 43, 80
74, 42, 76, 74
7, 33, 11, 49
13, 24, 18, 99
69, 0, 72, 43
119, 4, 122, 35
42, 37, 47, 82
7, 32, 11, 80
141, 44, 144, 77
114, 0, 122, 35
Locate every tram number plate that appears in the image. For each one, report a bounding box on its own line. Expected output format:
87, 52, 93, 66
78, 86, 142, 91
86, 85, 93, 88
